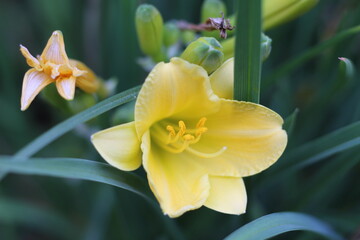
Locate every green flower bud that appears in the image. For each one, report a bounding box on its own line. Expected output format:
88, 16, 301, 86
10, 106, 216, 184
201, 0, 227, 39
181, 37, 224, 74
222, 33, 272, 61
201, 0, 227, 23
163, 22, 181, 47
135, 4, 164, 61
181, 30, 196, 45
261, 33, 272, 61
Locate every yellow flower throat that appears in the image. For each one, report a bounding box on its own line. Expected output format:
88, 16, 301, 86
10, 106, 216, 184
162, 117, 227, 158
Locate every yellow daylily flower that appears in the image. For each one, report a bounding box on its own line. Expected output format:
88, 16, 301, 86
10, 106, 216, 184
20, 30, 99, 111
91, 58, 287, 217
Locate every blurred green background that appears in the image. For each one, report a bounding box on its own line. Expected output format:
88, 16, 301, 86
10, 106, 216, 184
0, 0, 360, 239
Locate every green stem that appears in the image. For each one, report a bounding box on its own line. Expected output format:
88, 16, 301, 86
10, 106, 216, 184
234, 0, 262, 103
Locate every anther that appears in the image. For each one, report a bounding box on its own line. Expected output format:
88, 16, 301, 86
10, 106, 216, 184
196, 117, 207, 128
166, 125, 176, 136
183, 134, 195, 141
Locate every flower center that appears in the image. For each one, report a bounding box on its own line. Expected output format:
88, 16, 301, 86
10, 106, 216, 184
160, 117, 227, 158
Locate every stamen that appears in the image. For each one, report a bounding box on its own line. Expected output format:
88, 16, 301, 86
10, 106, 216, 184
166, 125, 176, 136
196, 117, 207, 128
186, 146, 227, 158
161, 117, 226, 158
162, 141, 190, 153
178, 121, 186, 135
195, 127, 208, 136
183, 134, 195, 141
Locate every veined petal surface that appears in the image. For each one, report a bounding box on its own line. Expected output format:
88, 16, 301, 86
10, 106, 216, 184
20, 45, 41, 70
141, 131, 210, 218
56, 76, 76, 100
135, 58, 220, 137
21, 69, 53, 111
91, 122, 142, 171
193, 100, 287, 177
204, 176, 247, 215
40, 31, 69, 64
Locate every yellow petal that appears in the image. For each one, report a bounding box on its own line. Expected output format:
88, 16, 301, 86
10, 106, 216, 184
19, 45, 41, 70
40, 30, 69, 65
91, 122, 142, 171
70, 59, 99, 93
56, 76, 76, 100
205, 176, 247, 215
21, 69, 53, 111
193, 100, 287, 177
209, 58, 234, 99
135, 58, 220, 137
141, 131, 210, 218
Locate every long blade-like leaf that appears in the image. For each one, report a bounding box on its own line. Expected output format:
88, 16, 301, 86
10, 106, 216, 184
264, 25, 360, 87
224, 212, 344, 240
0, 156, 153, 202
0, 86, 141, 180
234, 0, 262, 103
282, 120, 360, 170
15, 85, 141, 159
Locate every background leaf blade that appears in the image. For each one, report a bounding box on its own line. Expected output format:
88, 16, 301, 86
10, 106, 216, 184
224, 212, 344, 240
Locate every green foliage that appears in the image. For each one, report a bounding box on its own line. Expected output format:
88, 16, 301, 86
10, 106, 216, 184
1, 0, 360, 239
234, 0, 262, 103
224, 212, 344, 240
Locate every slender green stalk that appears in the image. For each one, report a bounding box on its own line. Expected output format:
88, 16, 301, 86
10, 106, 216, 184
264, 25, 360, 88
234, 0, 262, 103
0, 86, 141, 181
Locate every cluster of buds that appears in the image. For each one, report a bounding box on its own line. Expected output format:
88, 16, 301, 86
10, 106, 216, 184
135, 0, 317, 74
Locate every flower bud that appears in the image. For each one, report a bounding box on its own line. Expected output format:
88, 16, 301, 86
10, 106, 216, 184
201, 0, 227, 39
222, 33, 272, 61
261, 33, 272, 61
135, 4, 164, 61
263, 0, 318, 30
181, 37, 224, 74
163, 22, 181, 47
181, 30, 196, 45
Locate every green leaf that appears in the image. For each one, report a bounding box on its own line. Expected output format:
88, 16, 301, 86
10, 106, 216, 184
264, 25, 360, 88
295, 149, 360, 209
223, 212, 344, 240
0, 156, 186, 240
14, 85, 141, 159
0, 86, 140, 181
0, 156, 153, 202
283, 121, 360, 170
234, 0, 262, 103
0, 197, 78, 240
